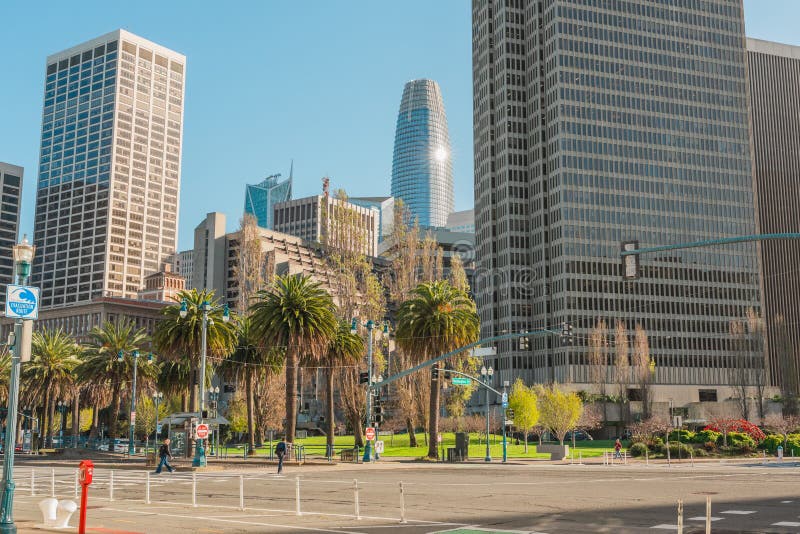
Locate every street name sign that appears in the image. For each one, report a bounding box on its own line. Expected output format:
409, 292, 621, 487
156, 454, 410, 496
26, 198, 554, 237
452, 377, 472, 385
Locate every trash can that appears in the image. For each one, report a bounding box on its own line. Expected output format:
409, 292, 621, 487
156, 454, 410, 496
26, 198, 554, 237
778, 446, 784, 461
455, 432, 470, 460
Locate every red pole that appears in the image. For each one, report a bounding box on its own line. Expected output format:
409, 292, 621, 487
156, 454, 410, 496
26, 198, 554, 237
78, 483, 88, 534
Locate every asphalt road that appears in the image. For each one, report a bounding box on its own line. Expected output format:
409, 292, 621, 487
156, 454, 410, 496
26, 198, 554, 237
8, 461, 800, 533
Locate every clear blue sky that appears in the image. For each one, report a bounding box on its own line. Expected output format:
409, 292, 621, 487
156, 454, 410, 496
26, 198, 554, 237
0, 0, 795, 250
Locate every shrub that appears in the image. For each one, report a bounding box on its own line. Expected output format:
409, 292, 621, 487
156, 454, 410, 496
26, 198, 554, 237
760, 434, 783, 453
668, 429, 695, 442
666, 442, 694, 458
629, 442, 648, 458
703, 441, 717, 452
693, 430, 721, 444
694, 447, 709, 457
646, 436, 664, 451
728, 432, 756, 450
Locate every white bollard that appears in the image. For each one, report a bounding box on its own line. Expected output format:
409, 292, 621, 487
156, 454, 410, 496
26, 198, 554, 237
624, 451, 628, 465
51, 468, 55, 497
109, 470, 114, 501
192, 471, 197, 507
145, 471, 150, 504
353, 479, 361, 520
645, 448, 649, 467
570, 449, 574, 464
579, 451, 582, 465
74, 469, 79, 499
38, 497, 58, 526
239, 474, 244, 511
55, 499, 77, 528
295, 477, 301, 516
399, 481, 407, 524
762, 450, 767, 464
677, 499, 683, 534
690, 450, 694, 468
705, 495, 711, 534
31, 469, 35, 496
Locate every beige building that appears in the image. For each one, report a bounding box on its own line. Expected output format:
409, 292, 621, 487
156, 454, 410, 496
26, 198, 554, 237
273, 195, 379, 257
138, 263, 185, 303
0, 162, 23, 309
33, 30, 185, 308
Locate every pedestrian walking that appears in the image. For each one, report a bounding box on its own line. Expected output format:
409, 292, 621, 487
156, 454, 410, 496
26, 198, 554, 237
614, 438, 623, 460
276, 439, 287, 474
154, 438, 175, 474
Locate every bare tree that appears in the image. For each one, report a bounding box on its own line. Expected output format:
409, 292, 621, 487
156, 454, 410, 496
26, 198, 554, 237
764, 413, 800, 449
729, 319, 751, 421
588, 319, 609, 424
746, 308, 767, 423
614, 321, 630, 429
632, 324, 654, 419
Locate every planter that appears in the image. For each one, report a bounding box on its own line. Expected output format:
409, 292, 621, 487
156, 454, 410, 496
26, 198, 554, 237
537, 444, 569, 460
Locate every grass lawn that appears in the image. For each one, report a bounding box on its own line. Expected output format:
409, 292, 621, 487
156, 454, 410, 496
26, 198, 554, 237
227, 434, 622, 459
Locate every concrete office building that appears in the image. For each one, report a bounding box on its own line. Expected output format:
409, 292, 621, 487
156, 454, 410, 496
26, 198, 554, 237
0, 163, 23, 310
273, 195, 379, 257
472, 0, 762, 406
32, 30, 185, 307
391, 79, 454, 228
173, 249, 194, 284
748, 38, 800, 399
243, 171, 292, 230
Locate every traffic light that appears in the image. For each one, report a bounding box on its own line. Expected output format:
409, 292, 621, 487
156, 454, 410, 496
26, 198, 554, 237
443, 364, 452, 381
560, 322, 574, 345
432, 366, 439, 381
359, 372, 369, 384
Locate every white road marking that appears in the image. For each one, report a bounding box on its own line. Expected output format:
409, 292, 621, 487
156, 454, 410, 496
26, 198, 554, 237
781, 500, 794, 503
773, 522, 800, 527
720, 510, 756, 515
651, 525, 679, 530
688, 517, 723, 521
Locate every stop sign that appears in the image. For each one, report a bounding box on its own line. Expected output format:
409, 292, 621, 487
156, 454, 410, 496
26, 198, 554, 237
196, 423, 210, 439
365, 427, 376, 441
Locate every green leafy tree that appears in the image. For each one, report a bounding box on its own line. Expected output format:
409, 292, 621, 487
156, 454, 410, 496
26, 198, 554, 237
395, 280, 479, 459
249, 273, 337, 443
537, 385, 583, 445
153, 289, 236, 409
23, 328, 81, 447
76, 320, 154, 442
323, 323, 364, 449
508, 378, 539, 453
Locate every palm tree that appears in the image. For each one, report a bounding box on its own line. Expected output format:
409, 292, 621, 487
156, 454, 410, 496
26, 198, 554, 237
322, 322, 364, 452
22, 328, 81, 447
157, 360, 193, 412
152, 289, 237, 412
249, 274, 337, 443
76, 320, 156, 443
395, 280, 479, 459
220, 317, 284, 452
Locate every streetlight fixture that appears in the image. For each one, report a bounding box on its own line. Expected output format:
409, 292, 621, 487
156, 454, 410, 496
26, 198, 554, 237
0, 235, 36, 532
480, 365, 494, 462
352, 318, 388, 463
119, 350, 151, 456
178, 298, 229, 467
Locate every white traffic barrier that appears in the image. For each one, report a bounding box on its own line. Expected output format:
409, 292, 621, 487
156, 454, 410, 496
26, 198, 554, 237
677, 499, 684, 534
145, 471, 150, 504
74, 469, 79, 498
38, 498, 77, 528
109, 470, 114, 501
353, 479, 361, 520
51, 468, 55, 497
31, 468, 35, 496
399, 481, 407, 524
239, 474, 244, 511
645, 449, 649, 467
295, 477, 301, 516
705, 495, 711, 534
38, 498, 57, 526
192, 471, 197, 507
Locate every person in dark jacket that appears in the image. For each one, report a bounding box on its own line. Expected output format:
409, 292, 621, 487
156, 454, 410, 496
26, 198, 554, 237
155, 438, 175, 474
275, 439, 288, 474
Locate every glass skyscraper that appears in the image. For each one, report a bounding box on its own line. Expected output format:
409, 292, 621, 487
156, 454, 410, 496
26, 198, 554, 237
244, 172, 292, 229
33, 30, 185, 307
391, 79, 454, 228
473, 1, 761, 399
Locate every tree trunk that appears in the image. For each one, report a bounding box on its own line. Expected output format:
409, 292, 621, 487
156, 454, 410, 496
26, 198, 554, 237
524, 431, 528, 454
285, 350, 298, 443
108, 382, 121, 442
41, 390, 50, 449
325, 368, 335, 449
181, 393, 189, 412
71, 396, 80, 447
246, 368, 255, 453
406, 417, 418, 447
352, 414, 364, 447
427, 365, 441, 459
47, 398, 56, 448
190, 368, 199, 413
89, 407, 99, 439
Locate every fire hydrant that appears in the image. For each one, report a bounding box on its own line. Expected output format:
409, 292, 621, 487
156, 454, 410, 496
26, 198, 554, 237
78, 460, 94, 534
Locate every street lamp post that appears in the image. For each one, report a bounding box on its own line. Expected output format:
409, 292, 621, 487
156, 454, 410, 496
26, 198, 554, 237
153, 392, 163, 443
56, 401, 67, 447
480, 366, 494, 462
353, 319, 389, 463
180, 299, 229, 468
502, 381, 509, 463
119, 350, 151, 456
209, 386, 220, 456
0, 235, 36, 533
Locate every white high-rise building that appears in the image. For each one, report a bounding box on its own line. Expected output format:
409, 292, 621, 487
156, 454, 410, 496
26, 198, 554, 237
33, 30, 185, 307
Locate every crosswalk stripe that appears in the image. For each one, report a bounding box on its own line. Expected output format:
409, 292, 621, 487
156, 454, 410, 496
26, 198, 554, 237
773, 522, 800, 527
651, 525, 679, 530
720, 510, 756, 515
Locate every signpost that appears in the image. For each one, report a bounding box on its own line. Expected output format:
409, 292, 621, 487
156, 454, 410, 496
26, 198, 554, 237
196, 423, 210, 440
4, 285, 40, 320
365, 427, 376, 441
452, 377, 472, 386
501, 392, 509, 408
374, 441, 384, 454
